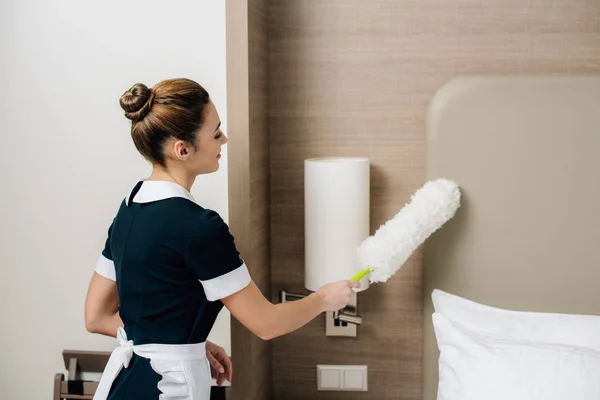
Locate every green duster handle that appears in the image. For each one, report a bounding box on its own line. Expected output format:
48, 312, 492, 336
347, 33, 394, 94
350, 268, 373, 281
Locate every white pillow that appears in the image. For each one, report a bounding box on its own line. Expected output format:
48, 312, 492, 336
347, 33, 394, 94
432, 289, 600, 349
433, 312, 600, 400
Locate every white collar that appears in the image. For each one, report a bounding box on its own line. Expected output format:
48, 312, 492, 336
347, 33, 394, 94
126, 180, 196, 205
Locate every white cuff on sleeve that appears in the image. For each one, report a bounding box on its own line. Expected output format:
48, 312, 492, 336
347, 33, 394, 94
200, 263, 251, 301
95, 254, 116, 281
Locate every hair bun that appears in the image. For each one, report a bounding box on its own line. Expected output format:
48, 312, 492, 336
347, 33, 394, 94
120, 83, 155, 122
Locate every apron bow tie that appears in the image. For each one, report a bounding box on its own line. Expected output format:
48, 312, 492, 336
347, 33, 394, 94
116, 327, 134, 368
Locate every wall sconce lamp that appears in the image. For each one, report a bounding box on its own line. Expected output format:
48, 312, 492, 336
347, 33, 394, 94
280, 157, 370, 336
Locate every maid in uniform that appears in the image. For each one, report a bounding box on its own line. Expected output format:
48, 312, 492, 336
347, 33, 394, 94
84, 78, 358, 400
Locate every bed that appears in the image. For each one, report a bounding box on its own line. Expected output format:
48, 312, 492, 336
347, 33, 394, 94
422, 75, 600, 399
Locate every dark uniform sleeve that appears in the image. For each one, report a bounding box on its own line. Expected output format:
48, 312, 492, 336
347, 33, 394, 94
184, 210, 251, 301
95, 220, 116, 281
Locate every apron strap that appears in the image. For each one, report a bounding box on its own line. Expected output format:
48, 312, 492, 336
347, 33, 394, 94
93, 327, 134, 400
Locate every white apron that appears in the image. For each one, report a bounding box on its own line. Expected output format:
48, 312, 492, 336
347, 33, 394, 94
93, 328, 212, 400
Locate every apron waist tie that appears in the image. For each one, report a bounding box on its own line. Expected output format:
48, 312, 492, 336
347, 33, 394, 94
93, 327, 208, 400
93, 328, 134, 400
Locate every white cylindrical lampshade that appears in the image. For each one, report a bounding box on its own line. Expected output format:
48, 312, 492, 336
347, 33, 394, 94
304, 157, 370, 292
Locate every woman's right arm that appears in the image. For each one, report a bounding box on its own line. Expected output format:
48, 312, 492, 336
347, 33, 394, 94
84, 272, 123, 337
221, 279, 358, 341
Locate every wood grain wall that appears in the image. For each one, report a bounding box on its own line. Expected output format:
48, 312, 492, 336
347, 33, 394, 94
226, 1, 271, 399
268, 1, 600, 399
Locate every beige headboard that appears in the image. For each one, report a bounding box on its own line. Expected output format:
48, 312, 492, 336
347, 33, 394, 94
422, 75, 600, 400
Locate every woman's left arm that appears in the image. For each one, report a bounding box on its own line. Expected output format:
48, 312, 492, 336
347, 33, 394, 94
84, 272, 123, 337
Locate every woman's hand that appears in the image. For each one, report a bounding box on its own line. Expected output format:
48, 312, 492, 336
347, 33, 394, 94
315, 280, 359, 312
206, 341, 232, 386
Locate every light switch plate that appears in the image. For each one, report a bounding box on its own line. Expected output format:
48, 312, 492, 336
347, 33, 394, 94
317, 366, 341, 390
317, 365, 368, 391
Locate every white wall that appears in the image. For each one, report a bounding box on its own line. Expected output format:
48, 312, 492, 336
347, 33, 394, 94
0, 1, 230, 398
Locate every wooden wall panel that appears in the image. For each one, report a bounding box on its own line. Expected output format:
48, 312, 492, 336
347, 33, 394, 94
227, 0, 271, 399
268, 1, 600, 399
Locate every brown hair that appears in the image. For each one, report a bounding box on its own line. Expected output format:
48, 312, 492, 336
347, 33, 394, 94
119, 78, 210, 166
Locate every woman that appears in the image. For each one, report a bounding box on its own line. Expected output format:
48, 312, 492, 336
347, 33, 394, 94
84, 78, 358, 400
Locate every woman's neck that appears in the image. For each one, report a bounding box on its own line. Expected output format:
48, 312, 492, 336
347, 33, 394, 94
148, 166, 195, 192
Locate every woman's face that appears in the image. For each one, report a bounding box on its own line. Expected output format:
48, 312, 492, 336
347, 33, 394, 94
191, 101, 227, 174
167, 100, 227, 175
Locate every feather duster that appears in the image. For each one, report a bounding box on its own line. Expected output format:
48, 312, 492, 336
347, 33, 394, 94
353, 178, 461, 283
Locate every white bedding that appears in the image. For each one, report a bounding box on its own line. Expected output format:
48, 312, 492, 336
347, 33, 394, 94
432, 290, 600, 400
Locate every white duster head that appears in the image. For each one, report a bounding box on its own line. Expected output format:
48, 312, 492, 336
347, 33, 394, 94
356, 178, 461, 283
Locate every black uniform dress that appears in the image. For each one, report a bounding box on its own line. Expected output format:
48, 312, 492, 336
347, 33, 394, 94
94, 180, 250, 400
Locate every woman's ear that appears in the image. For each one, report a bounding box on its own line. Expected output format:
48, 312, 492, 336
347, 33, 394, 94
173, 140, 189, 160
